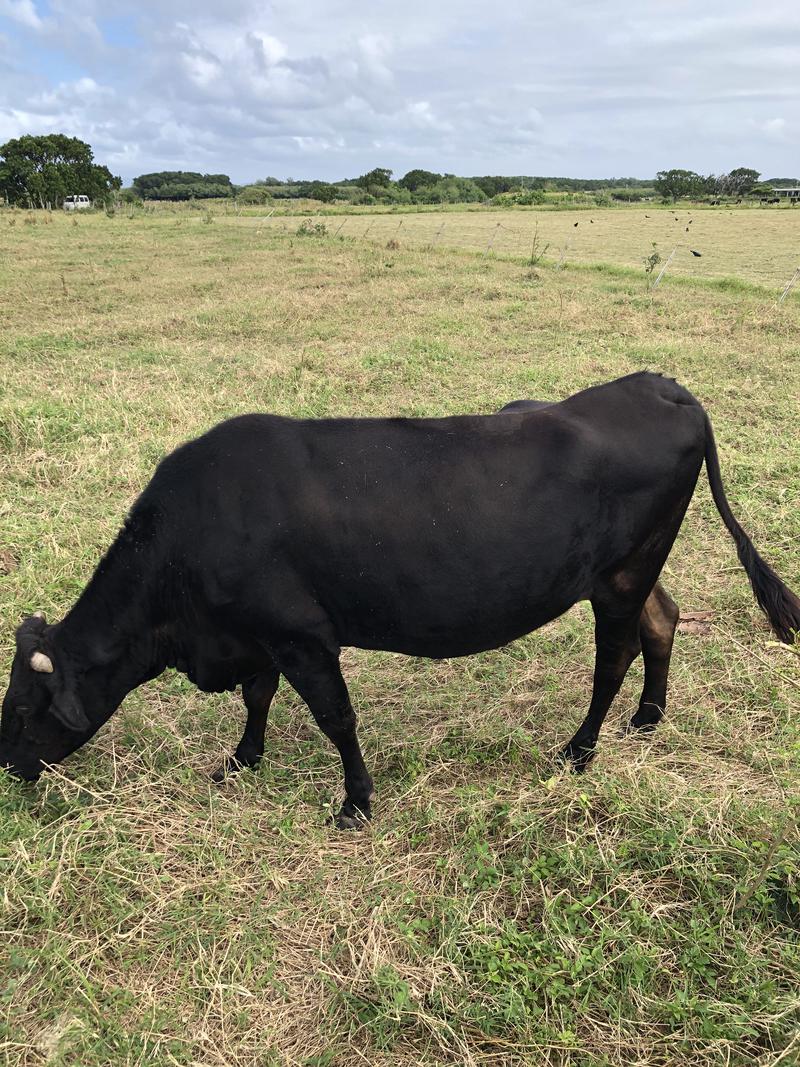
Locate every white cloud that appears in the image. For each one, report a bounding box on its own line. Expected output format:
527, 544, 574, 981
0, 0, 43, 30
762, 117, 786, 137
247, 32, 287, 67
182, 51, 223, 89
0, 0, 798, 181
406, 100, 451, 132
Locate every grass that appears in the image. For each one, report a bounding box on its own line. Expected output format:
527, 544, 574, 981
215, 203, 800, 290
1, 211, 799, 1066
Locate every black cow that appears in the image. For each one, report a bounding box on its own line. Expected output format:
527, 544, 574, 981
2, 373, 798, 828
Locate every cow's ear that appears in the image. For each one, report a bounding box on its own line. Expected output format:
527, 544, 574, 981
50, 689, 90, 732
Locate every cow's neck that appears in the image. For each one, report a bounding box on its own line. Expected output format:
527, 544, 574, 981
56, 509, 165, 673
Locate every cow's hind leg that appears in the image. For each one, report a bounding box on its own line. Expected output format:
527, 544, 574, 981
560, 486, 695, 771
559, 604, 642, 771
212, 668, 280, 782
277, 639, 374, 830
628, 581, 679, 732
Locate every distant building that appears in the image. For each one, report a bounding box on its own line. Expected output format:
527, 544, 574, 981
772, 187, 800, 200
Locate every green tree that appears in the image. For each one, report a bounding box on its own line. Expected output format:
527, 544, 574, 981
716, 168, 760, 196
237, 184, 273, 204
0, 134, 121, 207
131, 171, 234, 200
415, 176, 485, 204
398, 169, 442, 191
296, 180, 338, 203
654, 169, 710, 201
356, 167, 392, 190
472, 175, 517, 197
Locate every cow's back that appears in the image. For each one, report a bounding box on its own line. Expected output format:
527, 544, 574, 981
136, 373, 707, 657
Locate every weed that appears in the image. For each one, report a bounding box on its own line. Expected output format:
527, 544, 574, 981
643, 241, 661, 276
528, 220, 550, 267
296, 219, 328, 237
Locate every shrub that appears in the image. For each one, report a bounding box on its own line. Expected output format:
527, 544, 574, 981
491, 188, 546, 207
296, 220, 328, 237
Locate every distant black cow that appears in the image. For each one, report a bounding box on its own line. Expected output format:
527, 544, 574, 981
2, 373, 798, 827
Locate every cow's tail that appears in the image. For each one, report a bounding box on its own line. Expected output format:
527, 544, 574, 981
703, 412, 800, 643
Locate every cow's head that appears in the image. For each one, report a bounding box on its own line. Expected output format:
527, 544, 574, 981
0, 614, 96, 781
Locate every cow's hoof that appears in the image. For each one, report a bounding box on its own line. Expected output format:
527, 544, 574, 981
211, 749, 263, 783
210, 757, 244, 783
332, 800, 371, 831
557, 741, 596, 773
621, 719, 657, 737
625, 704, 663, 734
334, 812, 366, 831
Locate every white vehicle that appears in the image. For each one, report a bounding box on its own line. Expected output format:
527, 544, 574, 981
63, 195, 91, 211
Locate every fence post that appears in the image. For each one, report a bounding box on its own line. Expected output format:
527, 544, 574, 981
484, 222, 501, 256
652, 245, 679, 289
775, 265, 800, 306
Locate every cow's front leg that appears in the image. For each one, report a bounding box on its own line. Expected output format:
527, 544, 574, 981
211, 669, 279, 782
277, 638, 374, 829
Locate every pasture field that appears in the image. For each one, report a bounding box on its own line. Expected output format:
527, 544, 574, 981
1, 211, 799, 1067
222, 203, 800, 290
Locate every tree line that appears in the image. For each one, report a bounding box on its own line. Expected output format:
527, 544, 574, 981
653, 168, 780, 200
1, 134, 795, 209
226, 168, 794, 207
235, 170, 658, 206
131, 171, 234, 200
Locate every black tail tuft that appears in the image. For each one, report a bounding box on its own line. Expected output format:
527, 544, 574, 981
704, 413, 800, 643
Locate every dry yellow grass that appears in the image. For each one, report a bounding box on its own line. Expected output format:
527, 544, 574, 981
224, 204, 800, 290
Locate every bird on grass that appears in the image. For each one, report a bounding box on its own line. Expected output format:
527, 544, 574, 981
574, 221, 579, 227
690, 249, 702, 257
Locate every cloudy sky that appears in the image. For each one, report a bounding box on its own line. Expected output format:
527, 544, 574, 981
0, 0, 797, 184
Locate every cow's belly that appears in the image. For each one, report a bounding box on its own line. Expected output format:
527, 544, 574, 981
346, 597, 583, 657
325, 554, 596, 658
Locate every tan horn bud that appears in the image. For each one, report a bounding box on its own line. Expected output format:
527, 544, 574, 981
30, 651, 54, 673
32, 611, 46, 620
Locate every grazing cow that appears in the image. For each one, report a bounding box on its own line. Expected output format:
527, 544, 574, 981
2, 373, 798, 828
